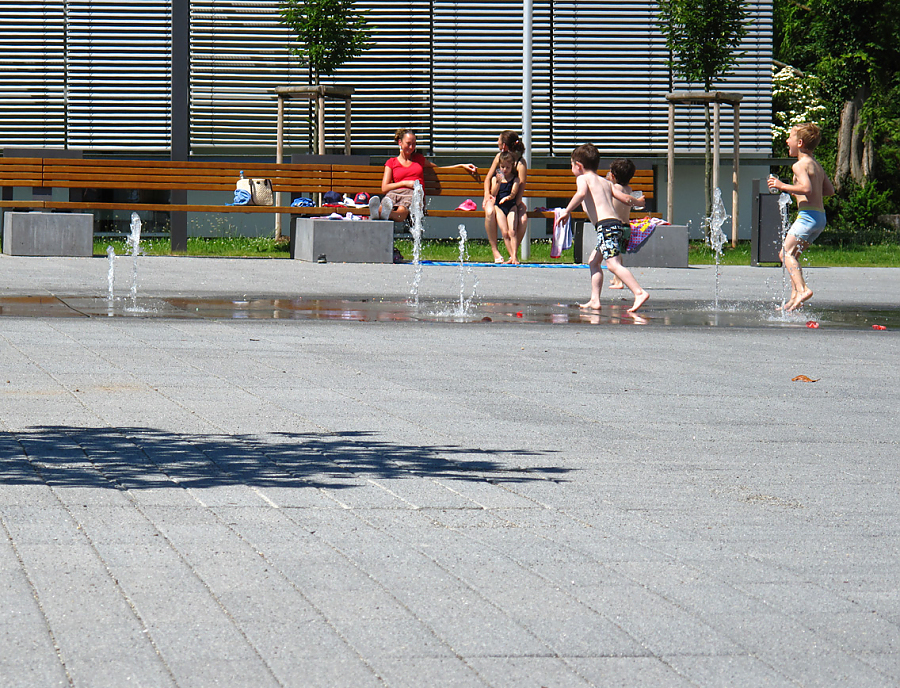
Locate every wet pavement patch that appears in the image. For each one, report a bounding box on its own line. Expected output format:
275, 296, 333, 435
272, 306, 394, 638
0, 295, 898, 330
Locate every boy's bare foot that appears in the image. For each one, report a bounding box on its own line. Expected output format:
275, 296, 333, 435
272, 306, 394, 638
506, 257, 520, 265
627, 290, 650, 313
609, 280, 624, 289
579, 299, 601, 310
776, 292, 797, 311
786, 288, 813, 311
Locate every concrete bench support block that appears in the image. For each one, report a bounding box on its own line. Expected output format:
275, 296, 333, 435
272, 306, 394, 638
578, 223, 689, 268
3, 212, 93, 257
292, 218, 393, 263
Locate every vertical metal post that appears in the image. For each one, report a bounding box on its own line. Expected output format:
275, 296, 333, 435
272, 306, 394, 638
275, 94, 284, 241
344, 99, 352, 155
317, 90, 325, 155
713, 100, 721, 207
520, 0, 532, 260
667, 100, 674, 223
170, 0, 189, 253
732, 102, 740, 247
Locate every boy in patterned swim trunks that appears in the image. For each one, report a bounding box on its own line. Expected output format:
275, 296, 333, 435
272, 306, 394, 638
556, 143, 650, 313
767, 123, 835, 311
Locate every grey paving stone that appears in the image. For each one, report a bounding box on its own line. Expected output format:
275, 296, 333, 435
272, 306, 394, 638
464, 656, 597, 688
372, 656, 491, 688
0, 660, 70, 688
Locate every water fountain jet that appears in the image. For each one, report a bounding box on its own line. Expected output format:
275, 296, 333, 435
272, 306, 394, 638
703, 188, 729, 311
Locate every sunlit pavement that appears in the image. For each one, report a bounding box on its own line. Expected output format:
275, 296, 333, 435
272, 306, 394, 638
1, 256, 898, 687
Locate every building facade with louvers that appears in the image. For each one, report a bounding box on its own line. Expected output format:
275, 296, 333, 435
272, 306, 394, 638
2, 0, 772, 159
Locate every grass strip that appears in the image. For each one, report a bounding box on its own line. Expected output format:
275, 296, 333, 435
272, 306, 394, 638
93, 236, 899, 267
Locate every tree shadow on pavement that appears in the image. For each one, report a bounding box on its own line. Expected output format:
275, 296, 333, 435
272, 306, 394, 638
0, 426, 571, 491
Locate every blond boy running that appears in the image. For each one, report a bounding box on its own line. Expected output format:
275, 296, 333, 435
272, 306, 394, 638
556, 144, 649, 313
768, 123, 835, 311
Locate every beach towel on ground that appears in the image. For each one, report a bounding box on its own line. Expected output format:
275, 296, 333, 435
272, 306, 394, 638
627, 217, 669, 253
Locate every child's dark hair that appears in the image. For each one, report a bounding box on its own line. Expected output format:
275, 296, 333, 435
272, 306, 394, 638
571, 143, 600, 172
609, 158, 635, 185
499, 130, 525, 155
498, 151, 516, 167
794, 123, 822, 151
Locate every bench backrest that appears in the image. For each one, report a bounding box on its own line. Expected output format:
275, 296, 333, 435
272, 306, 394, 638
39, 158, 332, 194
2, 157, 655, 203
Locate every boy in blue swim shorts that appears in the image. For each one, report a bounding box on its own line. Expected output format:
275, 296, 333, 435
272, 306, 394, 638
768, 123, 835, 311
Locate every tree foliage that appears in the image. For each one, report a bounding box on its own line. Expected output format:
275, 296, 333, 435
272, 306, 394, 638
657, 0, 750, 220
774, 0, 900, 213
657, 0, 749, 90
279, 0, 372, 84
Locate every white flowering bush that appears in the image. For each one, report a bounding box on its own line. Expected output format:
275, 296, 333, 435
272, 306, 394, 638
772, 65, 827, 150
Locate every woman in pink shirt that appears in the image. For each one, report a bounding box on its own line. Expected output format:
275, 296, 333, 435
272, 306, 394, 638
369, 128, 476, 222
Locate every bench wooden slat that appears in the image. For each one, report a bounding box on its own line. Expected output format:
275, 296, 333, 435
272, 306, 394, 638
36, 201, 336, 214
0, 200, 47, 209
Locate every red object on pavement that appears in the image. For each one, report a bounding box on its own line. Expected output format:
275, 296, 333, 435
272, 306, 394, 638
806, 321, 819, 329
873, 324, 887, 330
516, 311, 524, 318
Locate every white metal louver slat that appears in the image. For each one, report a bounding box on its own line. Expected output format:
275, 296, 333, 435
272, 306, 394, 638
190, 0, 302, 151
66, 0, 172, 151
0, 0, 66, 147
310, 1, 433, 155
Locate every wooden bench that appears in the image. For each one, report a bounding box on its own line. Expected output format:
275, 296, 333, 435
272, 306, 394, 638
1, 157, 341, 250
1, 157, 659, 250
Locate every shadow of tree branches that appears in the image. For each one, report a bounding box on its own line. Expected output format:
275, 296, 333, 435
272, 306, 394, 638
0, 426, 571, 491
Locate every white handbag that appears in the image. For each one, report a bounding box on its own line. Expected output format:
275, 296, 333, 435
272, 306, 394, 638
236, 174, 273, 206
249, 178, 273, 206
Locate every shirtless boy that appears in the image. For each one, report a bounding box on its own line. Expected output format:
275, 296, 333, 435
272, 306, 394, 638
556, 144, 649, 313
767, 123, 835, 311
606, 158, 643, 289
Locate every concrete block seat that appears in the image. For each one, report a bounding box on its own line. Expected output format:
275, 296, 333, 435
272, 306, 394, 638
3, 211, 93, 257
291, 217, 393, 263
577, 222, 689, 268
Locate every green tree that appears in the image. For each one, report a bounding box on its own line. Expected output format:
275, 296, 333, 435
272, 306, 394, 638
657, 0, 750, 217
773, 0, 900, 200
279, 0, 372, 86
279, 0, 372, 155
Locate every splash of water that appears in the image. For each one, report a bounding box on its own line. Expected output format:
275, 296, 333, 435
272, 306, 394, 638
408, 181, 425, 307
454, 224, 479, 317
703, 188, 729, 311
778, 192, 792, 311
127, 212, 142, 309
106, 245, 116, 302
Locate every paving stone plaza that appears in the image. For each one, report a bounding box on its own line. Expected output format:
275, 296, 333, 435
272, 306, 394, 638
1, 256, 898, 687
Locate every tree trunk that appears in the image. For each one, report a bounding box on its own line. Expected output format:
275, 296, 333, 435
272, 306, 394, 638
835, 99, 856, 191
836, 86, 871, 191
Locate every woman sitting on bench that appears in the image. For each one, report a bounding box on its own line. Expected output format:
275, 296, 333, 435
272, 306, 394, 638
369, 128, 476, 222
483, 130, 528, 263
